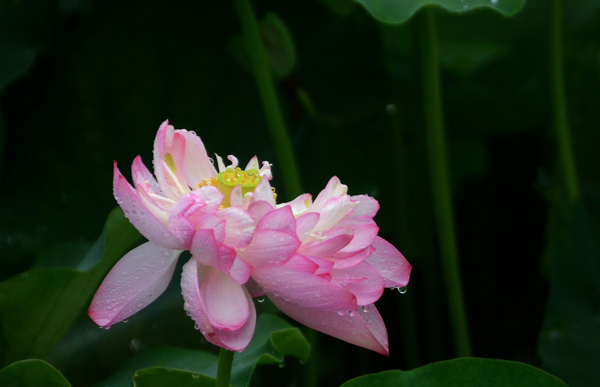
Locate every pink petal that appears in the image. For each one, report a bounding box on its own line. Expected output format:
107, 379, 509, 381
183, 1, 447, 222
191, 229, 221, 268
202, 267, 250, 330
365, 237, 412, 288
283, 254, 319, 274
238, 230, 300, 267
281, 193, 312, 215
256, 205, 296, 235
331, 262, 385, 306
310, 176, 347, 213
178, 130, 219, 187
252, 180, 276, 207
114, 163, 185, 250
298, 231, 353, 257
305, 255, 335, 275
218, 207, 255, 248
131, 156, 160, 194
245, 156, 259, 171
88, 242, 181, 327
153, 121, 189, 199
331, 245, 375, 269
337, 222, 379, 254
269, 298, 389, 355
349, 195, 379, 218
181, 259, 256, 352
252, 265, 356, 311
192, 186, 224, 214
194, 214, 226, 242
247, 200, 274, 225
313, 195, 356, 232
244, 277, 265, 298
296, 212, 320, 242
228, 256, 252, 285
229, 185, 245, 208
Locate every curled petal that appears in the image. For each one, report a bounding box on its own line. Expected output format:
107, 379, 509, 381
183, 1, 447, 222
336, 221, 379, 254
195, 214, 226, 242
366, 237, 412, 288
153, 121, 189, 199
114, 163, 185, 250
181, 259, 256, 352
88, 242, 181, 327
279, 193, 312, 216
330, 245, 375, 269
298, 231, 353, 258
252, 265, 356, 311
202, 267, 250, 330
313, 196, 356, 233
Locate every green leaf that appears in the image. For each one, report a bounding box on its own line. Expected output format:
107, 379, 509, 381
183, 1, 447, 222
133, 368, 215, 387
539, 190, 600, 387
340, 358, 568, 386
355, 0, 526, 24
102, 314, 309, 387
0, 359, 71, 387
0, 207, 140, 365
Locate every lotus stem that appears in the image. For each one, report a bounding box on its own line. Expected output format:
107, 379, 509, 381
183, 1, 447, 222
216, 348, 235, 387
418, 7, 472, 358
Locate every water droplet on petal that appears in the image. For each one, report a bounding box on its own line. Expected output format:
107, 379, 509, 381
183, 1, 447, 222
398, 286, 407, 294
257, 296, 265, 303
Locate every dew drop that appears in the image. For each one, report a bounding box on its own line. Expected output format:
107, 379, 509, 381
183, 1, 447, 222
337, 311, 344, 316
123, 319, 129, 323
398, 286, 407, 294
192, 373, 200, 379
257, 296, 265, 303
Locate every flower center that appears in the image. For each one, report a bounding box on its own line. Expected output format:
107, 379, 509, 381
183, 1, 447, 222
217, 167, 261, 207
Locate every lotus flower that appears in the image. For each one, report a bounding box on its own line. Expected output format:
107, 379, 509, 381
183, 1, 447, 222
88, 120, 284, 351
89, 120, 411, 355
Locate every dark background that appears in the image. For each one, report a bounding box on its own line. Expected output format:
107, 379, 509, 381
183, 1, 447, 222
1, 0, 600, 386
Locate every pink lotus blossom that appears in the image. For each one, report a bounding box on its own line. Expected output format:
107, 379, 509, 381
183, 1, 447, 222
88, 120, 284, 351
249, 177, 411, 355
89, 120, 411, 355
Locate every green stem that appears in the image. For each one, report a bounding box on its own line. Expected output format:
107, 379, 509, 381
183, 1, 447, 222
233, 0, 303, 198
418, 7, 472, 358
216, 348, 234, 387
550, 0, 579, 204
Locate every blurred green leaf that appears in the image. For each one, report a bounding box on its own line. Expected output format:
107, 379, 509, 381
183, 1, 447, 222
133, 368, 215, 387
355, 0, 526, 24
102, 314, 309, 387
0, 359, 71, 387
0, 207, 140, 365
340, 358, 568, 386
539, 189, 600, 387
32, 241, 93, 270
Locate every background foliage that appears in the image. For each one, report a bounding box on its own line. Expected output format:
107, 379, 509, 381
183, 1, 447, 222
1, 0, 599, 385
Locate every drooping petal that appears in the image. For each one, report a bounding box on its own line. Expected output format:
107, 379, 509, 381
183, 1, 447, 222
331, 261, 385, 306
237, 230, 300, 267
218, 207, 255, 248
181, 259, 256, 352
269, 298, 389, 355
201, 267, 250, 330
114, 163, 185, 250
88, 242, 181, 327
247, 200, 274, 225
178, 130, 218, 187
252, 265, 356, 311
256, 205, 296, 235
365, 236, 412, 288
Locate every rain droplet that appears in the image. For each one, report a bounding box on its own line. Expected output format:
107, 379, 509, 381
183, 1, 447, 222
398, 286, 407, 294
257, 296, 265, 303
192, 373, 200, 379
123, 319, 129, 323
